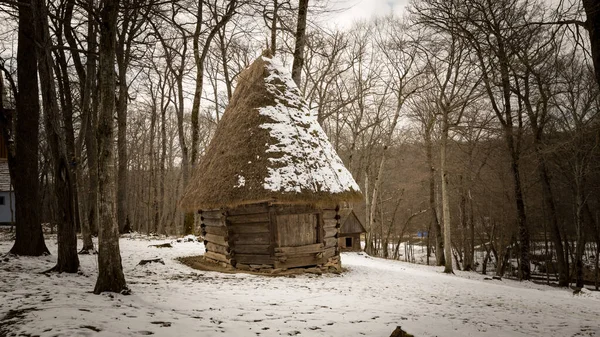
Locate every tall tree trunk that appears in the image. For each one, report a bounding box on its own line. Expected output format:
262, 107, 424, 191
116, 72, 129, 234
425, 129, 444, 266
507, 134, 530, 280
440, 115, 453, 274
367, 153, 387, 255
80, 0, 98, 248
190, 0, 236, 166
150, 103, 159, 234
536, 147, 568, 286
460, 176, 471, 271
54, 18, 88, 256
291, 0, 309, 88
116, 8, 131, 235
159, 92, 167, 235
94, 0, 127, 294
574, 162, 587, 288
34, 0, 79, 272
178, 73, 192, 235
9, 0, 49, 256
63, 0, 88, 246
218, 28, 232, 100
270, 0, 278, 54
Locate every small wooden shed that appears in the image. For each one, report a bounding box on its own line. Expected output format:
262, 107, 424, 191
180, 51, 362, 271
337, 209, 366, 252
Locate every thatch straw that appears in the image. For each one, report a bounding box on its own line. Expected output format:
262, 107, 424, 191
179, 51, 362, 211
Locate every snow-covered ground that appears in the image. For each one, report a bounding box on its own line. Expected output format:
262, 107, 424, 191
1, 234, 599, 337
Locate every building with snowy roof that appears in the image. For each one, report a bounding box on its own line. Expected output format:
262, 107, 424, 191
179, 50, 361, 271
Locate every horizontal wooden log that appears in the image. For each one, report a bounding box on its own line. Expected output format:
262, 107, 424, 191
324, 227, 338, 239
202, 225, 228, 236
275, 243, 323, 256
324, 237, 338, 248
322, 210, 339, 220
206, 242, 231, 255
322, 246, 337, 259
205, 251, 232, 264
227, 213, 270, 224
323, 219, 338, 228
228, 222, 270, 234
232, 233, 270, 245
233, 244, 271, 255
234, 254, 273, 265
201, 209, 226, 220
204, 233, 229, 246
274, 256, 327, 269
276, 253, 314, 262
202, 217, 225, 227
227, 204, 269, 215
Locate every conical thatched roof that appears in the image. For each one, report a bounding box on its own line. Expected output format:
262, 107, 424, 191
180, 51, 362, 211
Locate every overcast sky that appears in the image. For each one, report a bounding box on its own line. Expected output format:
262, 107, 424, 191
324, 0, 410, 29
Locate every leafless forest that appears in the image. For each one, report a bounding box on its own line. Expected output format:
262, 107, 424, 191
0, 0, 599, 293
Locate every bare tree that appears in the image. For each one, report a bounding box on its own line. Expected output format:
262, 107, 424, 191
8, 0, 49, 256
411, 0, 535, 280
33, 0, 79, 272
291, 0, 308, 86
94, 0, 127, 294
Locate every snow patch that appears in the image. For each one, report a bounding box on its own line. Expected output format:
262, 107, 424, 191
235, 175, 246, 188
258, 56, 360, 194
1, 236, 599, 337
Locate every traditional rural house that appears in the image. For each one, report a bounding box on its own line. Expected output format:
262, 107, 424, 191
180, 50, 362, 271
337, 209, 366, 252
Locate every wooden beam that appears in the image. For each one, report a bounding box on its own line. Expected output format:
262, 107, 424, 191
228, 222, 270, 234
234, 244, 271, 255
324, 227, 338, 239
274, 243, 323, 256
323, 219, 337, 228
322, 210, 339, 220
206, 242, 231, 255
324, 237, 337, 248
234, 254, 273, 265
202, 217, 225, 227
201, 209, 226, 219
205, 251, 233, 264
232, 233, 270, 245
274, 256, 327, 269
322, 246, 336, 259
227, 213, 270, 224
204, 233, 229, 246
202, 225, 228, 236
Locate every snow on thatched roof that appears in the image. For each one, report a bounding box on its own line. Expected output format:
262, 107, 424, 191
179, 50, 361, 210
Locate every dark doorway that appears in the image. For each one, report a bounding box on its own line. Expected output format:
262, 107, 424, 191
345, 237, 352, 248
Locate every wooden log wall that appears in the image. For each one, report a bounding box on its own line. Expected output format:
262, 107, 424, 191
273, 206, 341, 269
321, 206, 340, 265
202, 204, 342, 271
226, 204, 273, 268
200, 209, 236, 266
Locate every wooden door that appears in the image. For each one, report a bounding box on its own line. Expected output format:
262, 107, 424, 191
276, 213, 318, 247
